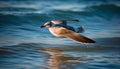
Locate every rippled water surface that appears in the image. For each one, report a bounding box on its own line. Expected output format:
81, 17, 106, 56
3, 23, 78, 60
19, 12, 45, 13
0, 0, 120, 69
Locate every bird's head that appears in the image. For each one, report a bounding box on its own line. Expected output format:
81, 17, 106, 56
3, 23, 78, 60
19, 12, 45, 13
40, 21, 52, 28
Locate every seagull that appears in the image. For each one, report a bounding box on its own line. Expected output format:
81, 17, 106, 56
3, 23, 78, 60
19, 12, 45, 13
40, 20, 95, 43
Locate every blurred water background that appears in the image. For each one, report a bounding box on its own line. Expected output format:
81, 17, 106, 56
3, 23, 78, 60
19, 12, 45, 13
0, 0, 120, 69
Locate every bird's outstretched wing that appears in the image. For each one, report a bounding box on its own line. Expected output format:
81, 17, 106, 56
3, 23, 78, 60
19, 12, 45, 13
51, 19, 79, 24
59, 28, 95, 43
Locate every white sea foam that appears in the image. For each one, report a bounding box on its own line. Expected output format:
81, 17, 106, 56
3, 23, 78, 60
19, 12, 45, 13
0, 1, 38, 9
0, 11, 44, 15
51, 4, 86, 11
0, 0, 119, 15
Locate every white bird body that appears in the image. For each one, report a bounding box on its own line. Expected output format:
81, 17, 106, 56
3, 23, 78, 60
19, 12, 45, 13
49, 27, 66, 38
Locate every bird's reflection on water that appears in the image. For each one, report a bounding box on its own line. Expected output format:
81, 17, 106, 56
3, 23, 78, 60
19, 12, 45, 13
0, 43, 119, 69
45, 47, 86, 69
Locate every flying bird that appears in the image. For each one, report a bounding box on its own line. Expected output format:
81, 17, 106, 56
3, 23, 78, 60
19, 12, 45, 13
40, 20, 95, 43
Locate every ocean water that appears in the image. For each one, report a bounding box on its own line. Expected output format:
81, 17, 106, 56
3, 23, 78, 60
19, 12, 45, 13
0, 0, 120, 69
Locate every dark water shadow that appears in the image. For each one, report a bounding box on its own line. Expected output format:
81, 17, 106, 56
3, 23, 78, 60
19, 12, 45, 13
94, 37, 120, 46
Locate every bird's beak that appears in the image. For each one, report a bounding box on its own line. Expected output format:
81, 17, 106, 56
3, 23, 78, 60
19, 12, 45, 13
40, 25, 45, 28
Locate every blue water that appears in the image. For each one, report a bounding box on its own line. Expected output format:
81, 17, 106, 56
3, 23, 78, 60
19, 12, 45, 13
0, 0, 120, 69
